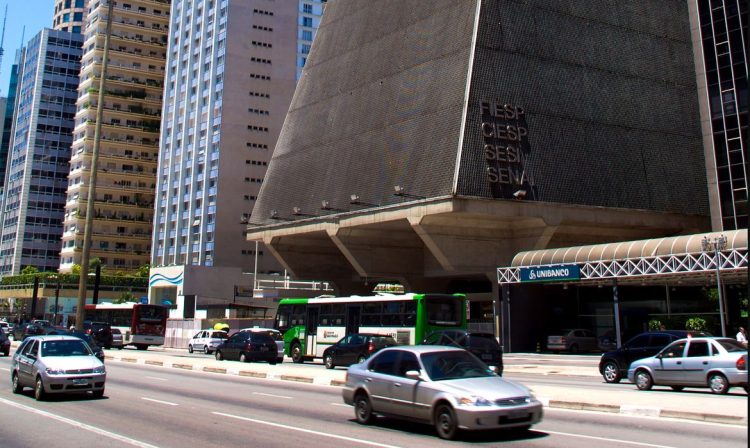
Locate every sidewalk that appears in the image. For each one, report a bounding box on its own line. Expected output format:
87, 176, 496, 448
101, 347, 748, 426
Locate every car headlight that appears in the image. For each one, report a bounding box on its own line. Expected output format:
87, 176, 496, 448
93, 366, 106, 374
459, 396, 493, 406
45, 368, 66, 375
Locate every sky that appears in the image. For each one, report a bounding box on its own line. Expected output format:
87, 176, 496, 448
0, 0, 54, 96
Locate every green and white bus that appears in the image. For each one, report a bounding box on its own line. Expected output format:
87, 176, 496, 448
274, 293, 467, 363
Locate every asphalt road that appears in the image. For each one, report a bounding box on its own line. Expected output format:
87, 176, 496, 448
0, 356, 747, 448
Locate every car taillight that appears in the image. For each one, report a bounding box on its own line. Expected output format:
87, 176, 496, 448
86, 329, 92, 335
560, 337, 567, 343
737, 357, 747, 371
367, 342, 375, 353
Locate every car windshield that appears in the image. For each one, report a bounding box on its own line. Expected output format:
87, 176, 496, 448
421, 351, 495, 381
716, 339, 747, 353
41, 340, 92, 357
210, 331, 228, 339
256, 330, 281, 341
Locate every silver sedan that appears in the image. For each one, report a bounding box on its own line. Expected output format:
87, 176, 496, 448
342, 346, 542, 440
11, 335, 106, 400
628, 337, 748, 394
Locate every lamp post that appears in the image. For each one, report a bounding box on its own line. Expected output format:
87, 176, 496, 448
701, 234, 727, 337
52, 275, 61, 325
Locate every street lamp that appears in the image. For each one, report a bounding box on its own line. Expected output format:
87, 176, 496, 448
701, 234, 727, 337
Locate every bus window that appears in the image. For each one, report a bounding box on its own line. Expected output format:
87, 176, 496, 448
291, 305, 306, 326
362, 302, 381, 326
403, 301, 416, 326
275, 304, 291, 331
382, 301, 402, 326
426, 297, 461, 326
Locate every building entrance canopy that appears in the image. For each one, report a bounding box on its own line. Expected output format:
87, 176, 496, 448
497, 230, 747, 287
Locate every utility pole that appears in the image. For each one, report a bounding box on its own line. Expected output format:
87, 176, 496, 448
75, 1, 114, 329
702, 234, 728, 337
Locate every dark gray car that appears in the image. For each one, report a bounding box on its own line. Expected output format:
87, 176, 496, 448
342, 346, 542, 440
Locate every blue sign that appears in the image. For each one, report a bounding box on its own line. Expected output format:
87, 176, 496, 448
520, 264, 580, 282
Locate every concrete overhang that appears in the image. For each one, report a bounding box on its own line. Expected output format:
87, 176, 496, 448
247, 196, 709, 294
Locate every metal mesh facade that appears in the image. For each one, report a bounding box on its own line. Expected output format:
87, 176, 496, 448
251, 0, 477, 223
252, 0, 710, 225
457, 0, 709, 215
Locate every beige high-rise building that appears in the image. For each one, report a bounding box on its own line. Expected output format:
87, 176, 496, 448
53, 0, 88, 33
60, 0, 170, 273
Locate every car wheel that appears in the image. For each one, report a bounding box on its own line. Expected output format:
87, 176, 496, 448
34, 377, 46, 401
635, 370, 653, 391
602, 361, 621, 383
324, 354, 335, 369
354, 392, 374, 425
569, 344, 579, 354
671, 386, 684, 392
291, 342, 303, 364
188, 345, 193, 353
434, 403, 459, 440
215, 350, 223, 361
136, 345, 147, 351
357, 355, 367, 364
240, 352, 249, 363
11, 373, 22, 394
708, 373, 729, 395
203, 346, 210, 355
92, 389, 105, 399
276, 357, 284, 364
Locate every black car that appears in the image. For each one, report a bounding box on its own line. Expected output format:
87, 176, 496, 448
83, 321, 114, 349
421, 329, 504, 376
0, 331, 10, 356
67, 331, 106, 363
598, 330, 711, 383
215, 330, 278, 364
12, 323, 46, 341
323, 333, 398, 369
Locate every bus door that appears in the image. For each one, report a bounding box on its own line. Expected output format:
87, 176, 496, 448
305, 306, 319, 357
346, 305, 361, 335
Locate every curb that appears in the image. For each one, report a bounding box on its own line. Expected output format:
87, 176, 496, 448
104, 354, 747, 426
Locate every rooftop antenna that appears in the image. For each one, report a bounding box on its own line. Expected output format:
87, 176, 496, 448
0, 4, 7, 95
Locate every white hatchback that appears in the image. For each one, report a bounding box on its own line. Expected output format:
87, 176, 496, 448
188, 329, 228, 354
240, 327, 285, 363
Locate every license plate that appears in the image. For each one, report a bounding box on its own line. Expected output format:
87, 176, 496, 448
508, 410, 527, 419
72, 379, 89, 385
481, 354, 492, 360
260, 347, 268, 352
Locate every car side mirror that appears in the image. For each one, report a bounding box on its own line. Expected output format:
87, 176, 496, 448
405, 370, 422, 381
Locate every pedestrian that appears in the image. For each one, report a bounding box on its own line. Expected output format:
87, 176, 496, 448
736, 327, 747, 346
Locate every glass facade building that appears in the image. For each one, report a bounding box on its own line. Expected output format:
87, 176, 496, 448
0, 29, 83, 275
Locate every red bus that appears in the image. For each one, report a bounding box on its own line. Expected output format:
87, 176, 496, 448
84, 302, 168, 350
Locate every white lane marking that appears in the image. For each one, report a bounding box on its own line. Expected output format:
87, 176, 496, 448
0, 367, 9, 372
543, 429, 678, 448
0, 397, 159, 448
214, 411, 402, 448
331, 403, 350, 407
252, 392, 292, 399
145, 376, 167, 381
141, 397, 178, 406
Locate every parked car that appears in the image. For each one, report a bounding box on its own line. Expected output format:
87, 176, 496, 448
628, 337, 748, 394
599, 330, 710, 383
1, 331, 10, 356
547, 329, 598, 353
343, 346, 543, 440
110, 328, 124, 349
323, 333, 397, 369
0, 321, 9, 334
188, 329, 228, 354
214, 330, 278, 364
240, 327, 285, 363
421, 329, 504, 375
67, 332, 106, 363
11, 335, 106, 400
83, 321, 114, 349
12, 323, 46, 341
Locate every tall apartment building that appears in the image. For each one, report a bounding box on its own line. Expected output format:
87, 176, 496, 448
54, 0, 89, 34
0, 29, 83, 275
60, 0, 169, 273
150, 0, 324, 273
689, 0, 748, 231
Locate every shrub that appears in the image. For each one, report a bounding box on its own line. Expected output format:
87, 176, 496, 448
685, 317, 707, 331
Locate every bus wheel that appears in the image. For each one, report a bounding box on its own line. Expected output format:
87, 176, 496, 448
136, 345, 148, 351
291, 342, 303, 364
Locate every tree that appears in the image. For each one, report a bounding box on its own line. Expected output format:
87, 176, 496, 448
20, 266, 39, 275
70, 264, 81, 275
115, 292, 135, 304
685, 317, 707, 331
135, 264, 150, 278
